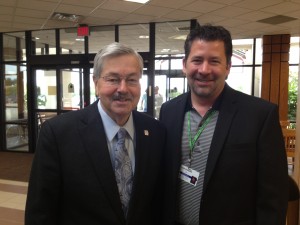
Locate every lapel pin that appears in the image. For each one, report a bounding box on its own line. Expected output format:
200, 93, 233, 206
144, 130, 149, 136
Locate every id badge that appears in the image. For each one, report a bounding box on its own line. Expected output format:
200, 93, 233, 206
179, 165, 200, 186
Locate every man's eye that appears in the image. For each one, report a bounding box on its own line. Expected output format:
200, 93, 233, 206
211, 60, 220, 64
192, 59, 202, 64
108, 78, 119, 83
128, 78, 138, 83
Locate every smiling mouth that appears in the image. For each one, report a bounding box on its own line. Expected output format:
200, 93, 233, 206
114, 97, 131, 102
195, 78, 213, 83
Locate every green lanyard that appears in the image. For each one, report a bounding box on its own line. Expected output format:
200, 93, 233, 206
187, 110, 216, 164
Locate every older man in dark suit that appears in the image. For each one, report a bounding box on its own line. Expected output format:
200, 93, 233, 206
25, 42, 166, 225
160, 24, 288, 225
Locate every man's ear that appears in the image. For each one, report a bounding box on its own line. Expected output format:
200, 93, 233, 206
93, 76, 99, 96
225, 62, 231, 80
182, 58, 187, 75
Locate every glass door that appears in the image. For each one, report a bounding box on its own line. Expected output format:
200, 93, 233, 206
4, 64, 28, 152
33, 67, 88, 139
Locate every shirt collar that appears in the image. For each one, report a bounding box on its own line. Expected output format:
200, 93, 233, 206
97, 100, 135, 141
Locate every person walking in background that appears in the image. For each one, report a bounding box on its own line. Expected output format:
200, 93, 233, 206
154, 86, 163, 118
25, 42, 167, 225
141, 88, 148, 112
160, 23, 288, 225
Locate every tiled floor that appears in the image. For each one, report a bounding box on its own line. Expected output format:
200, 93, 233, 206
0, 179, 27, 225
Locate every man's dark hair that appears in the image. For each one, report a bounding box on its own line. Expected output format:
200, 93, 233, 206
184, 23, 233, 65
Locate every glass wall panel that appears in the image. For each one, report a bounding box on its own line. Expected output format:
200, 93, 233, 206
232, 39, 254, 65
169, 77, 185, 100
153, 75, 165, 118
155, 21, 190, 55
289, 65, 298, 122
3, 32, 26, 61
90, 68, 97, 104
5, 64, 27, 120
290, 37, 300, 64
5, 63, 28, 151
60, 28, 84, 54
36, 69, 57, 109
227, 67, 252, 95
254, 66, 262, 97
255, 38, 263, 65
61, 68, 83, 110
137, 75, 149, 113
119, 24, 149, 52
89, 26, 115, 54
32, 30, 56, 55
170, 55, 184, 70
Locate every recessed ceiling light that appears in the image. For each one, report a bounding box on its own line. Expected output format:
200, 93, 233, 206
169, 35, 187, 40
161, 49, 170, 52
124, 0, 149, 3
139, 35, 149, 39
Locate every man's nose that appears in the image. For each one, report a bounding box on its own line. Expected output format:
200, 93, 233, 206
117, 79, 128, 92
198, 61, 211, 74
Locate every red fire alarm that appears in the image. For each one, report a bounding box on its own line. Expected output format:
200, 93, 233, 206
77, 25, 89, 36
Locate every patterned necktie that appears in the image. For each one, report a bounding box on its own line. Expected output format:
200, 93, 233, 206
114, 128, 133, 215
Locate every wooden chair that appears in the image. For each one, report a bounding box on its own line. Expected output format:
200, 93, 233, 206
280, 120, 291, 129
282, 129, 296, 168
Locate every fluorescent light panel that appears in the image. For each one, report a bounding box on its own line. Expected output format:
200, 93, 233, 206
124, 0, 149, 3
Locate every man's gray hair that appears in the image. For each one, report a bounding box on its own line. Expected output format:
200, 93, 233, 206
93, 42, 144, 80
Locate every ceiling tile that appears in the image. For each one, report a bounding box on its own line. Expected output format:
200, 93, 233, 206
100, 0, 143, 12
15, 8, 50, 19
234, 0, 283, 10
217, 18, 249, 28
196, 14, 225, 24
91, 8, 127, 20
210, 6, 252, 17
17, 0, 58, 11
118, 13, 156, 23
14, 16, 45, 25
61, 0, 105, 7
208, 0, 242, 4
163, 9, 200, 20
182, 0, 226, 13
134, 5, 174, 16
285, 9, 300, 19
0, 15, 13, 22
235, 11, 275, 22
261, 2, 300, 14
55, 4, 95, 15
149, 0, 194, 8
12, 22, 42, 30
82, 17, 116, 26
0, 6, 14, 15
235, 21, 271, 31
44, 20, 76, 29
0, 0, 17, 7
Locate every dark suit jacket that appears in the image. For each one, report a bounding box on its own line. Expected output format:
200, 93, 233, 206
160, 84, 288, 225
25, 100, 167, 225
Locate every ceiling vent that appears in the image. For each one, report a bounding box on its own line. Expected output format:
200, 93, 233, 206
51, 12, 83, 23
257, 15, 297, 25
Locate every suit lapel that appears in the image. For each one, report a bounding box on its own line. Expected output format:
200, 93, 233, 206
78, 102, 125, 223
163, 94, 189, 178
202, 86, 238, 193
